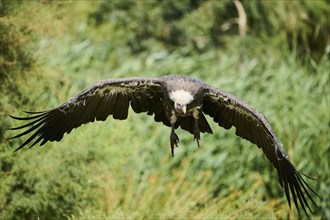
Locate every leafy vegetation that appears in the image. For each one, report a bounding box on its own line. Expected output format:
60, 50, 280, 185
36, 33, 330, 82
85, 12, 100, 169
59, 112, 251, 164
1, 0, 329, 219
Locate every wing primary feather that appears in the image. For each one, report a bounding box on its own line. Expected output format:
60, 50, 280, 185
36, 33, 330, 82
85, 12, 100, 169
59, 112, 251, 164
7, 120, 45, 140
286, 159, 320, 201
40, 135, 51, 146
278, 161, 291, 208
23, 110, 63, 146
299, 171, 319, 181
7, 113, 48, 130
13, 128, 43, 152
287, 173, 300, 215
8, 113, 48, 121
290, 172, 309, 214
23, 110, 48, 114
28, 135, 44, 149
285, 162, 310, 215
292, 168, 319, 206
39, 111, 67, 142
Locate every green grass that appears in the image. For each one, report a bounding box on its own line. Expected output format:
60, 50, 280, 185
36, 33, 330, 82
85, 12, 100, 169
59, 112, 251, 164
1, 1, 329, 219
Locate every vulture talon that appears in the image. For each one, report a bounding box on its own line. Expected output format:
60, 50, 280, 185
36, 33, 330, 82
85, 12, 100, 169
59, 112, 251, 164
170, 130, 179, 157
193, 118, 200, 147
194, 135, 200, 148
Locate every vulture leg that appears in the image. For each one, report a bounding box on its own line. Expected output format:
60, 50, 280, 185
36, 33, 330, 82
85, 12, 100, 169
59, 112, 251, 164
193, 118, 200, 147
170, 125, 179, 157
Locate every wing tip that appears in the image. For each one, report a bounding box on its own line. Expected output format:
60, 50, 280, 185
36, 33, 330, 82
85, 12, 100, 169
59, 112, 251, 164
279, 157, 319, 217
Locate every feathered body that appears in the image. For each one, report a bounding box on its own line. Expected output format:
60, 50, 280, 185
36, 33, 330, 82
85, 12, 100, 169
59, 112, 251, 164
8, 74, 318, 215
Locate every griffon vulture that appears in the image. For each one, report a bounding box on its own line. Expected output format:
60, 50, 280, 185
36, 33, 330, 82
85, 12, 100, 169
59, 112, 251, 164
8, 75, 318, 215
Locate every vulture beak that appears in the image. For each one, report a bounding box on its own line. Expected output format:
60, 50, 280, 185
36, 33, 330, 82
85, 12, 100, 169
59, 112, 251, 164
182, 105, 187, 114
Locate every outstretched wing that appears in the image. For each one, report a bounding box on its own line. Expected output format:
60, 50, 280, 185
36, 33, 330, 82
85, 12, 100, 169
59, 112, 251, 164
8, 77, 166, 151
202, 86, 318, 215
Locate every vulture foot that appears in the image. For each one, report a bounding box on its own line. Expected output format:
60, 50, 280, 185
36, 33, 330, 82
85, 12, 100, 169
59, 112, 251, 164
193, 119, 200, 147
170, 130, 179, 157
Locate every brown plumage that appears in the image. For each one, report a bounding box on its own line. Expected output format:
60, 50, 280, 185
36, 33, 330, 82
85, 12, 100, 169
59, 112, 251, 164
7, 74, 318, 215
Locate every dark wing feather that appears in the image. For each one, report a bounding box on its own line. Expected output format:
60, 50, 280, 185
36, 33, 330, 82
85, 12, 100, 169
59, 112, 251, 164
203, 86, 318, 215
8, 77, 165, 151
178, 114, 213, 135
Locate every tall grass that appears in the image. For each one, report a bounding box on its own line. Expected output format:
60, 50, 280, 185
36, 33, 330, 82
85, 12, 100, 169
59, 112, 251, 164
1, 1, 329, 219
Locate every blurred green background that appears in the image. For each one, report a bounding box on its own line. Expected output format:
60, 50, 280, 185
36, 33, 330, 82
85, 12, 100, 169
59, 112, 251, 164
0, 0, 329, 219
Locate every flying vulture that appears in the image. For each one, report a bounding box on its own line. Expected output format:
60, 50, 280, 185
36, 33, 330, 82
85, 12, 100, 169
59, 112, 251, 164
8, 74, 318, 215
